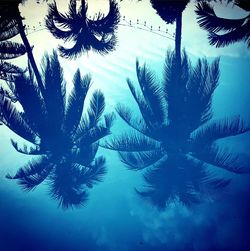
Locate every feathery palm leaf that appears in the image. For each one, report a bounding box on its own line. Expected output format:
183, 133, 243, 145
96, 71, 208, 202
0, 97, 36, 143
64, 71, 91, 135
196, 1, 250, 48
115, 104, 148, 136
0, 41, 26, 60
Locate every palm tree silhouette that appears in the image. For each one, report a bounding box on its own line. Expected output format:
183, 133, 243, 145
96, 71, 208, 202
104, 51, 250, 208
196, 0, 250, 49
45, 0, 120, 59
150, 0, 189, 69
0, 51, 114, 209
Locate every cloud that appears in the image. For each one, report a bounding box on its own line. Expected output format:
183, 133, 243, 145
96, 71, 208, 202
131, 175, 250, 251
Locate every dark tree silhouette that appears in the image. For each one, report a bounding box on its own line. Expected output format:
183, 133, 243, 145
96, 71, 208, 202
196, 0, 250, 49
104, 51, 250, 208
0, 51, 114, 209
150, 0, 189, 70
45, 0, 120, 59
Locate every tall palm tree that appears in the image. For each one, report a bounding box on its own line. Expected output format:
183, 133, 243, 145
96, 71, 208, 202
0, 51, 114, 209
150, 0, 189, 69
195, 0, 250, 49
104, 51, 250, 208
45, 0, 120, 59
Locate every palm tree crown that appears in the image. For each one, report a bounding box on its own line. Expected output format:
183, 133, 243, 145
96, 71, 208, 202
105, 51, 250, 208
0, 51, 114, 209
196, 0, 250, 49
46, 0, 120, 59
150, 0, 189, 24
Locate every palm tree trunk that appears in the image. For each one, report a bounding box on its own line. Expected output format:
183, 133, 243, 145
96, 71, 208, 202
175, 11, 182, 74
15, 6, 45, 95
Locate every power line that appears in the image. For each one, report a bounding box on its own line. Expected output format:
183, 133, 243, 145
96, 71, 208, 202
24, 17, 175, 40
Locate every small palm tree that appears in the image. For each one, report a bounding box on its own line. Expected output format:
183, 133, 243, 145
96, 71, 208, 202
45, 0, 120, 59
0, 51, 114, 209
195, 0, 250, 49
105, 51, 250, 208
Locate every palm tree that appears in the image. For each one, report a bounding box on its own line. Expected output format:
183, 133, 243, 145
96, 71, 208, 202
0, 51, 114, 209
149, 0, 189, 69
45, 0, 120, 59
195, 0, 250, 49
104, 51, 250, 208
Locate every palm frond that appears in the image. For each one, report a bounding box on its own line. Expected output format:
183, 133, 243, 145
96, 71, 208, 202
208, 23, 250, 48
0, 41, 26, 60
0, 19, 18, 34
202, 174, 231, 189
191, 116, 250, 148
78, 125, 111, 147
6, 157, 53, 192
45, 15, 78, 41
64, 72, 91, 135
126, 77, 156, 129
195, 145, 250, 174
103, 132, 161, 152
0, 97, 36, 143
0, 60, 24, 74
164, 51, 189, 124
163, 50, 176, 95
139, 154, 208, 207
6, 157, 49, 180
46, 1, 76, 29
0, 60, 24, 83
119, 149, 164, 170
103, 112, 116, 129
116, 103, 148, 136
0, 86, 17, 102
88, 0, 120, 34
195, 2, 246, 33
79, 90, 105, 132
75, 143, 99, 166
0, 22, 19, 41
80, 156, 107, 188
58, 31, 117, 59
10, 139, 42, 155
17, 172, 50, 191
68, 0, 77, 17
13, 73, 46, 134
48, 163, 89, 209
42, 51, 66, 128
136, 59, 167, 124
186, 57, 220, 128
